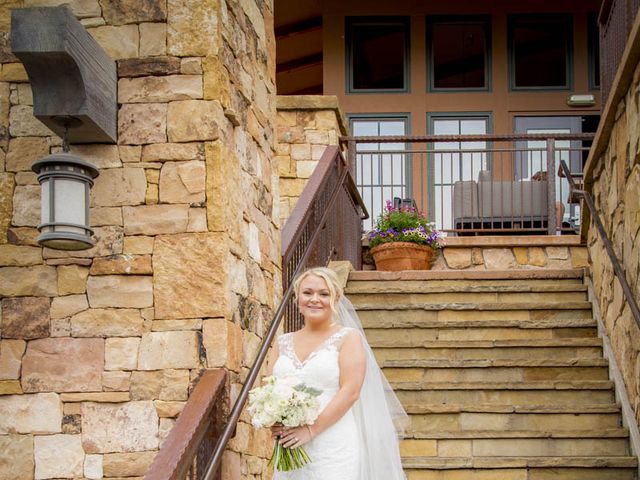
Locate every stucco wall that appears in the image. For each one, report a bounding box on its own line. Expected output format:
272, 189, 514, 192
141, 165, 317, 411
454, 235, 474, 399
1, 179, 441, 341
0, 1, 279, 479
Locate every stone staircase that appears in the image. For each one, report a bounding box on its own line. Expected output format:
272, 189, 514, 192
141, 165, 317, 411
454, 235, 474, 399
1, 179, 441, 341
346, 269, 638, 480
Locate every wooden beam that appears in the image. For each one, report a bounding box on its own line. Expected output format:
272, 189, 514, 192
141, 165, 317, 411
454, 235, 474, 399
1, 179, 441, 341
276, 16, 322, 40
276, 53, 322, 74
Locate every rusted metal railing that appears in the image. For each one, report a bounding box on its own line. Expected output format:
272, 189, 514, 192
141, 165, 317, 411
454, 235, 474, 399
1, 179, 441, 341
599, 0, 640, 103
144, 145, 367, 480
340, 133, 594, 236
559, 159, 640, 330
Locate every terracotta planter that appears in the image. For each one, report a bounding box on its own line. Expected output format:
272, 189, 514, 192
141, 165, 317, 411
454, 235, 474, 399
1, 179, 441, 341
369, 241, 436, 271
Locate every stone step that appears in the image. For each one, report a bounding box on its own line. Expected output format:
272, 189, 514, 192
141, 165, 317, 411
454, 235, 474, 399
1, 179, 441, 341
365, 325, 597, 346
383, 365, 610, 383
402, 456, 638, 472
346, 282, 588, 294
350, 291, 588, 305
407, 409, 624, 433
391, 380, 614, 391
396, 387, 615, 407
403, 403, 621, 414
355, 301, 593, 312
408, 429, 629, 439
349, 268, 585, 283
404, 467, 636, 480
383, 358, 608, 369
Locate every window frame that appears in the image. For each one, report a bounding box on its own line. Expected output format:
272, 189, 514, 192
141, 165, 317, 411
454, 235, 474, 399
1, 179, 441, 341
426, 15, 492, 93
588, 12, 601, 90
345, 16, 411, 94
508, 13, 574, 91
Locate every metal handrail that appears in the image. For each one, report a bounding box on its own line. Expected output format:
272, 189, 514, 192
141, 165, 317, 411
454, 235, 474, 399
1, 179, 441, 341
199, 146, 367, 478
559, 159, 640, 330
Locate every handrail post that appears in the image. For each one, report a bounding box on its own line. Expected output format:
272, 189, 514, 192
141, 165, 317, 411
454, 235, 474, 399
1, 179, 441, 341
348, 140, 356, 176
546, 137, 557, 235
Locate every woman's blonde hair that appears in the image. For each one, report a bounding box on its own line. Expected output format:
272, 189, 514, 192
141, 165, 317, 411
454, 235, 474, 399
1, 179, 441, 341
293, 267, 343, 318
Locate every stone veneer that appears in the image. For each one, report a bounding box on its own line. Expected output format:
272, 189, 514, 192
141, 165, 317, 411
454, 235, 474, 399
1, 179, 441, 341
585, 54, 640, 428
0, 1, 279, 479
276, 95, 348, 225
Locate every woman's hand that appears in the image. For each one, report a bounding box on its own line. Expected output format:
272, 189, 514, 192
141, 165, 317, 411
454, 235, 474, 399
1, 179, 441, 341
272, 425, 314, 448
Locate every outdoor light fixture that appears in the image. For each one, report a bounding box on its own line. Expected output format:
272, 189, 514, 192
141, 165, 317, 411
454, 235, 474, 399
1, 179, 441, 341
567, 94, 596, 107
31, 121, 100, 250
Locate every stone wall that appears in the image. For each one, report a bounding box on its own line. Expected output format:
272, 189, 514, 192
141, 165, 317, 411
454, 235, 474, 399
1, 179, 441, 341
276, 95, 348, 225
0, 1, 279, 479
586, 60, 640, 427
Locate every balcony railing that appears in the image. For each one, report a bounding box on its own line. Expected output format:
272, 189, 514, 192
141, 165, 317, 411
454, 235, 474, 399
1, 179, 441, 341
341, 133, 594, 236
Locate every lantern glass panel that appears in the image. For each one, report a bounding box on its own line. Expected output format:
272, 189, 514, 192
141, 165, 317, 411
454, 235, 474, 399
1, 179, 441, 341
41, 179, 50, 229
53, 178, 86, 235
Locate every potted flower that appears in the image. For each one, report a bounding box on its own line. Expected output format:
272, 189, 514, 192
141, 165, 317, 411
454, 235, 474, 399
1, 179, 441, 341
367, 200, 441, 271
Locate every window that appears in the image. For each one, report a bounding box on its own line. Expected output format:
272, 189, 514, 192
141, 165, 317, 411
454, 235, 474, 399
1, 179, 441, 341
428, 114, 491, 231
509, 14, 572, 89
346, 17, 410, 92
588, 12, 600, 89
350, 116, 410, 229
428, 16, 491, 91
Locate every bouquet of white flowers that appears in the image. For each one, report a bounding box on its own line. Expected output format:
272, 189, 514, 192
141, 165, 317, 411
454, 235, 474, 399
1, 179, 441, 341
248, 375, 322, 471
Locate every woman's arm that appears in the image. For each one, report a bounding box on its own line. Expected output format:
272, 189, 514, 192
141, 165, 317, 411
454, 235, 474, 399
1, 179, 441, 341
277, 329, 367, 447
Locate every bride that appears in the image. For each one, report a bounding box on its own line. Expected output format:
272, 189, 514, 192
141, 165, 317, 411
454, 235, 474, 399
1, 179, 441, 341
266, 267, 407, 479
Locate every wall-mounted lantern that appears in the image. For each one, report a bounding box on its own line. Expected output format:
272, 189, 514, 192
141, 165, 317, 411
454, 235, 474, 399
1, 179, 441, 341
11, 6, 117, 250
31, 123, 99, 250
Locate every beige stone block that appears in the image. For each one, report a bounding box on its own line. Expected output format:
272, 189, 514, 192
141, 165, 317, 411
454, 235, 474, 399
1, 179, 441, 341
57, 265, 89, 295
571, 246, 589, 268
91, 206, 123, 226
91, 167, 147, 207
180, 57, 202, 75
0, 378, 21, 394
1, 296, 50, 339
295, 160, 317, 179
81, 401, 159, 453
311, 144, 326, 160
154, 400, 185, 417
123, 204, 190, 235
130, 369, 189, 400
118, 103, 167, 145
84, 454, 102, 479
167, 100, 220, 142
546, 246, 569, 260
87, 275, 153, 308
102, 371, 131, 392
14, 171, 37, 185
100, 0, 166, 25
50, 294, 88, 320
187, 207, 207, 232
50, 316, 71, 337
119, 145, 142, 163
119, 75, 202, 103
6, 137, 49, 172
140, 22, 167, 56
443, 248, 472, 269
142, 142, 204, 162
529, 247, 547, 266
153, 233, 226, 319
123, 235, 154, 254
70, 308, 144, 337
60, 392, 129, 402
68, 144, 121, 169
137, 331, 200, 370
34, 434, 84, 479
105, 337, 140, 371
21, 338, 103, 393
279, 178, 306, 197
290, 143, 311, 161
6, 227, 38, 247
89, 24, 139, 59
9, 104, 54, 136
0, 244, 41, 266
159, 161, 205, 203
202, 56, 229, 105
43, 226, 124, 260
158, 417, 174, 445
304, 129, 330, 145
145, 183, 159, 204
167, 0, 219, 56
0, 174, 15, 245
203, 318, 242, 372
0, 434, 34, 480
151, 319, 202, 331
483, 248, 517, 269
23, 0, 102, 18
0, 340, 26, 380
512, 247, 529, 265
0, 392, 62, 434
90, 254, 152, 275
0, 62, 28, 82
102, 451, 157, 477
12, 185, 40, 227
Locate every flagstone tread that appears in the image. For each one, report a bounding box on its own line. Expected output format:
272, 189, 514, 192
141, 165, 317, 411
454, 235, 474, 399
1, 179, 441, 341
355, 301, 593, 311
346, 283, 589, 294
376, 338, 603, 349
364, 318, 597, 329
402, 403, 621, 414
350, 269, 585, 281
382, 358, 608, 368
402, 456, 638, 469
391, 380, 614, 390
406, 429, 630, 440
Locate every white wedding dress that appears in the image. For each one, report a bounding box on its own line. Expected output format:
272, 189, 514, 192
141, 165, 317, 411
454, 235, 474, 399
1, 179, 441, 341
272, 326, 360, 480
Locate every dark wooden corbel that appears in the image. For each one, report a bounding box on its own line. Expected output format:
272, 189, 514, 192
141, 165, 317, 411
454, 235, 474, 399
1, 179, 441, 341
11, 6, 117, 143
